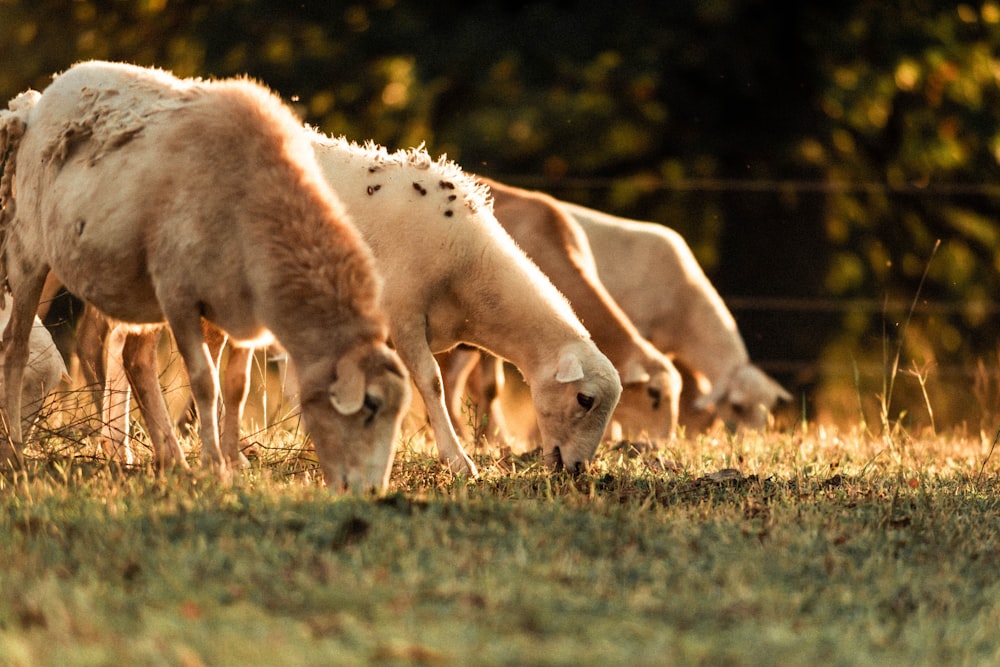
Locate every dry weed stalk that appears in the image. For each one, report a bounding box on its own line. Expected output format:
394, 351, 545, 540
879, 239, 940, 444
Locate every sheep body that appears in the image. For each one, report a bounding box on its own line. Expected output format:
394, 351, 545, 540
0, 61, 410, 489
562, 201, 791, 430
310, 135, 622, 473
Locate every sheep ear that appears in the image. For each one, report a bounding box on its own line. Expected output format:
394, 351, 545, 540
329, 353, 366, 415
693, 393, 715, 411
769, 376, 793, 402
620, 360, 651, 385
555, 351, 585, 383
694, 381, 728, 412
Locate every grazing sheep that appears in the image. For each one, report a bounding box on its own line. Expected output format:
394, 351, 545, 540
310, 135, 621, 474
0, 298, 68, 437
442, 178, 682, 443
562, 201, 792, 431
0, 61, 410, 490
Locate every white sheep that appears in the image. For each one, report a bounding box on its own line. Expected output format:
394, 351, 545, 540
0, 61, 411, 490
0, 299, 68, 437
71, 133, 623, 477
441, 178, 682, 443
562, 201, 792, 431
313, 136, 622, 474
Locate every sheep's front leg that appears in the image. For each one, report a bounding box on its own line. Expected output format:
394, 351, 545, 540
165, 313, 227, 476
1, 264, 49, 466
121, 329, 188, 468
392, 328, 478, 477
175, 321, 227, 436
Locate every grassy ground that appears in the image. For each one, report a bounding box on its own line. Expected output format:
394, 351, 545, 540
1, 415, 998, 666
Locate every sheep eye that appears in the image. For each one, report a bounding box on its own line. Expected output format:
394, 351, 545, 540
363, 394, 382, 426
576, 393, 595, 411
647, 387, 662, 410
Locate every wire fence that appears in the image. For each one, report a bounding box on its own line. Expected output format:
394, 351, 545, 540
724, 295, 1000, 316
722, 294, 1000, 383
505, 175, 1000, 198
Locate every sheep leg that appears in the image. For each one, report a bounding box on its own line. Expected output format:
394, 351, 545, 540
392, 329, 478, 476
176, 321, 227, 435
1, 263, 49, 466
443, 347, 511, 445
98, 322, 133, 463
220, 344, 252, 468
76, 303, 112, 428
34, 272, 65, 322
163, 312, 227, 475
121, 328, 188, 468
478, 354, 511, 443
441, 346, 482, 440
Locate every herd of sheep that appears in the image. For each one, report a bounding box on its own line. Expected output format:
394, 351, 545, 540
0, 61, 790, 492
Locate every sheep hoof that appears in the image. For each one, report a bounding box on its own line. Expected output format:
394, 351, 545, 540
230, 452, 251, 469
442, 453, 479, 479
155, 453, 190, 472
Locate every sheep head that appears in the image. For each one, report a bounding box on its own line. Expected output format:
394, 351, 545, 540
297, 341, 411, 492
694, 364, 792, 431
609, 350, 682, 442
531, 341, 622, 474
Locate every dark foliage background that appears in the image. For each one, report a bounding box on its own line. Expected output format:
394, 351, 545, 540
4, 0, 1000, 430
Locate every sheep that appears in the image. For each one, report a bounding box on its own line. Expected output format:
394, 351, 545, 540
308, 135, 622, 474
0, 298, 68, 438
441, 178, 683, 443
0, 61, 411, 490
561, 201, 792, 431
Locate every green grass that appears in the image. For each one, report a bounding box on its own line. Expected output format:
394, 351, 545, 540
1, 423, 998, 666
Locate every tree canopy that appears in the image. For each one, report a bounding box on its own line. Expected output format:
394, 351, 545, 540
3, 0, 1000, 429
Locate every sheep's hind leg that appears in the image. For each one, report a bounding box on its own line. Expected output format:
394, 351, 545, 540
99, 322, 133, 463
76, 302, 111, 423
478, 354, 511, 444
441, 346, 482, 441
220, 344, 252, 468
121, 328, 189, 468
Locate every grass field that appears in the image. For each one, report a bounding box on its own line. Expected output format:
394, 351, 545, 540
1, 404, 999, 666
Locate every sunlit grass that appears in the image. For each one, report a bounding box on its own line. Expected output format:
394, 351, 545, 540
1, 402, 998, 666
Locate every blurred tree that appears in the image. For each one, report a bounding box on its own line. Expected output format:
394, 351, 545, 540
2, 0, 1000, 428
803, 2, 1000, 427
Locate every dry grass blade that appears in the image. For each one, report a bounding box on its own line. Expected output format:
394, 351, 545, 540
880, 239, 940, 437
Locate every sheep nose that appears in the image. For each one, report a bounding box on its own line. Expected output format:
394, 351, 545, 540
548, 445, 565, 472
547, 447, 587, 475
